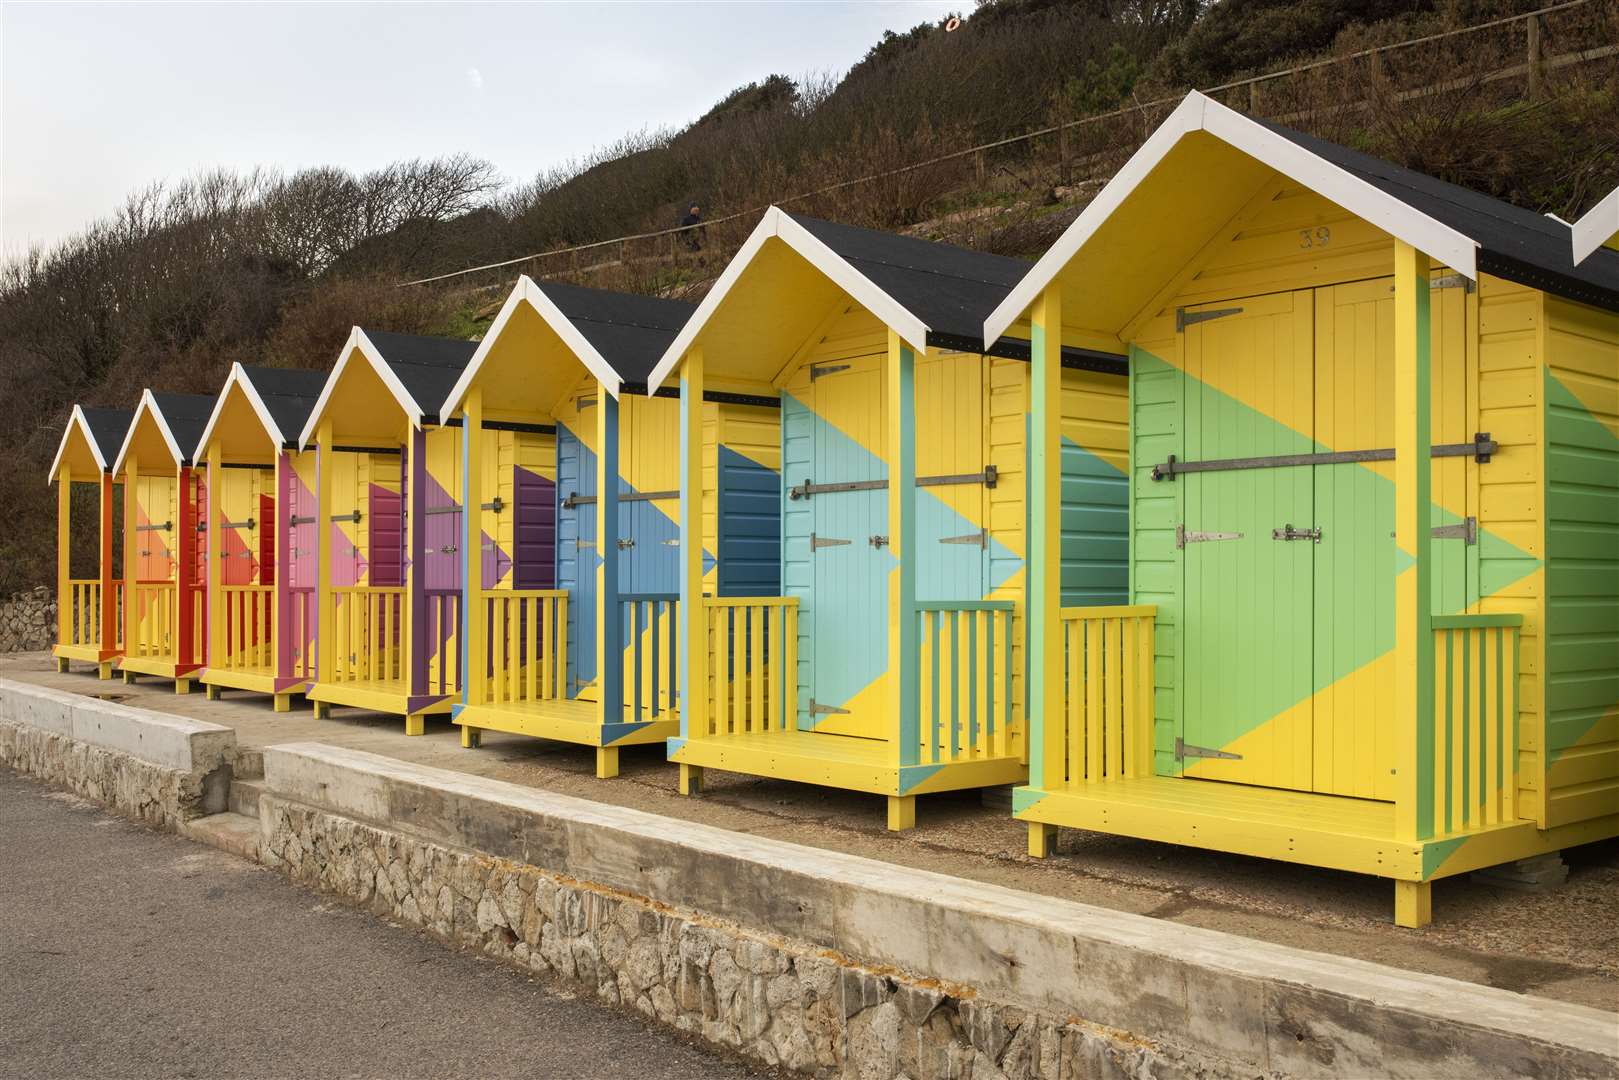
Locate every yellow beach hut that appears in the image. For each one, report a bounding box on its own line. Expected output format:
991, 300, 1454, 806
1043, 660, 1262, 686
984, 91, 1619, 925
647, 208, 1131, 829
297, 329, 477, 734
49, 405, 133, 679
193, 363, 328, 710
1571, 183, 1619, 264
110, 391, 217, 692
441, 276, 779, 778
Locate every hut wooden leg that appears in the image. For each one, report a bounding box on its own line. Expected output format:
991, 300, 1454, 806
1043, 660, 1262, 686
461, 725, 482, 750
97, 661, 115, 680
272, 693, 292, 713
122, 670, 137, 684
595, 746, 619, 779
1028, 822, 1059, 858
887, 795, 917, 832
175, 678, 193, 695
312, 700, 331, 720
679, 764, 703, 796
404, 714, 425, 737
1395, 880, 1432, 928
204, 684, 221, 701
56, 657, 70, 673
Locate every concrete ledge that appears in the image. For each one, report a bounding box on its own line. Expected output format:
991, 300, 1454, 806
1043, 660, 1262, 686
0, 677, 234, 773
263, 742, 1619, 1079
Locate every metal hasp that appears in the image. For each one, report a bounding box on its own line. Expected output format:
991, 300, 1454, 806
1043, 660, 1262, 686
220, 518, 255, 531
869, 535, 889, 548
809, 533, 850, 550
616, 538, 636, 550
1152, 433, 1498, 481
1176, 737, 1242, 761
1431, 515, 1478, 545
1272, 524, 1322, 543
1175, 524, 1242, 549
135, 521, 174, 533
564, 489, 677, 508
1177, 306, 1244, 331
790, 465, 997, 501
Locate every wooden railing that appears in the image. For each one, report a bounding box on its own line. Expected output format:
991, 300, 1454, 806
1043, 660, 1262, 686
286, 588, 315, 682
1057, 605, 1157, 784
216, 585, 275, 673
64, 579, 102, 648
329, 586, 405, 685
423, 588, 461, 697
622, 593, 679, 723
914, 601, 1018, 765
704, 597, 798, 737
478, 589, 568, 706
1433, 614, 1523, 834
127, 581, 203, 661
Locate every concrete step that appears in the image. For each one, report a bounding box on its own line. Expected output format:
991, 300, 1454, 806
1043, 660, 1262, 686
186, 811, 261, 862
228, 778, 264, 820
234, 749, 265, 780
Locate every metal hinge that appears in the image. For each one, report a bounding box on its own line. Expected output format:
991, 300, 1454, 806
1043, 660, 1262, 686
938, 529, 987, 548
424, 505, 461, 517
481, 497, 505, 513
1431, 516, 1477, 544
135, 521, 174, 533
1177, 306, 1243, 332
808, 699, 850, 716
809, 363, 850, 381
221, 518, 255, 530
333, 511, 362, 524
290, 515, 317, 526
1272, 524, 1322, 543
809, 533, 850, 550
1176, 737, 1242, 761
1431, 273, 1475, 293
1176, 524, 1243, 549
577, 395, 597, 410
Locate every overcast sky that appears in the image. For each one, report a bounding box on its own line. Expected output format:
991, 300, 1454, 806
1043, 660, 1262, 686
1, 1, 960, 258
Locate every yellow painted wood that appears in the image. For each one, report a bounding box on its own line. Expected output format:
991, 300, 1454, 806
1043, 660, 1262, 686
315, 420, 335, 687
56, 467, 71, 648
1030, 287, 1063, 792
1028, 821, 1058, 858
465, 387, 486, 713
596, 747, 619, 779
886, 795, 916, 832
1394, 880, 1431, 928
122, 455, 139, 660
1054, 608, 1157, 785
679, 763, 704, 796
205, 443, 224, 673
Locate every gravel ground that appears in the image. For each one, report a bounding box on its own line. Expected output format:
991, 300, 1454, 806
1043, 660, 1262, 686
7, 651, 1616, 1012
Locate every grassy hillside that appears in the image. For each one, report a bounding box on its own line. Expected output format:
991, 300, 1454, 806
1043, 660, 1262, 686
3, 0, 1615, 596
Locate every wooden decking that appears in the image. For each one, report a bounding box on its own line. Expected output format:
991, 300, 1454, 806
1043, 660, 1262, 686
671, 727, 1027, 798
454, 696, 676, 749
118, 653, 201, 684
1015, 774, 1538, 881
308, 678, 455, 718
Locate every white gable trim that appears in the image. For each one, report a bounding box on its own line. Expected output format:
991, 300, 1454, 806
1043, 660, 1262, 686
1572, 184, 1619, 265
440, 275, 625, 420
645, 206, 931, 394
195, 362, 284, 458
298, 327, 422, 449
111, 389, 186, 476
47, 405, 108, 485
984, 91, 1480, 346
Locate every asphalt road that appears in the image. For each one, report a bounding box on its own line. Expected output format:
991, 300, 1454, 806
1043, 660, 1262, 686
0, 768, 770, 1080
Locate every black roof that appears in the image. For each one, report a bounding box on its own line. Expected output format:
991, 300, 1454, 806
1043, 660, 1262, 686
79, 407, 133, 466
237, 365, 327, 445
361, 330, 478, 421
1259, 118, 1619, 312
535, 280, 696, 387
149, 392, 218, 463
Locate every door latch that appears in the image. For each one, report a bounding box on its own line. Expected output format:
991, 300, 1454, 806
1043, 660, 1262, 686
439, 544, 458, 554
1271, 524, 1322, 543
869, 535, 889, 549
617, 538, 636, 550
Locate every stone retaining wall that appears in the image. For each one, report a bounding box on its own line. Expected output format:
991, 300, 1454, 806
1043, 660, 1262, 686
258, 792, 1192, 1080
0, 587, 55, 654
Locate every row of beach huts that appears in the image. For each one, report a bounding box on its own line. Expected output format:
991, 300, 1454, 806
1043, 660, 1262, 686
47, 94, 1619, 927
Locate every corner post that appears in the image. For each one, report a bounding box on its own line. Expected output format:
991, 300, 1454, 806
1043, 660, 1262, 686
886, 329, 918, 769
678, 347, 707, 745
206, 443, 224, 673
315, 422, 334, 686
1028, 286, 1063, 792
176, 462, 198, 676
597, 386, 623, 727
1394, 241, 1435, 842
56, 465, 71, 649
123, 456, 139, 661
407, 424, 429, 700
463, 387, 485, 712
99, 473, 116, 662
274, 450, 292, 685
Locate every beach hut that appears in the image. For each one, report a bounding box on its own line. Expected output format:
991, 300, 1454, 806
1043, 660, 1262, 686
297, 328, 478, 734
646, 208, 1130, 829
441, 276, 778, 778
983, 91, 1619, 925
48, 405, 134, 678
110, 391, 218, 692
193, 363, 327, 710
1571, 183, 1619, 264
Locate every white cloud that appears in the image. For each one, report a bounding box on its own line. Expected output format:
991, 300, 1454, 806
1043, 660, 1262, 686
466, 67, 484, 91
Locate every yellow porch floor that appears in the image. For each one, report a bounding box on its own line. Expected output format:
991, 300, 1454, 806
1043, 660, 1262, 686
1017, 775, 1539, 882
308, 678, 455, 718
119, 654, 201, 683
672, 727, 1027, 797
456, 697, 677, 748
202, 665, 305, 698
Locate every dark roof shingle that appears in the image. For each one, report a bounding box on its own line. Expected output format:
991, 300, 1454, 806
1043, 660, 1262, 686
361, 330, 478, 421
238, 365, 327, 444
80, 407, 134, 465
149, 392, 218, 463
535, 281, 695, 387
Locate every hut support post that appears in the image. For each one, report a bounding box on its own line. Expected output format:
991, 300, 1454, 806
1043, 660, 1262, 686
122, 456, 139, 682
56, 466, 71, 666
406, 424, 428, 735
886, 329, 919, 830
98, 473, 116, 677
1393, 241, 1435, 928
175, 463, 197, 692
206, 443, 223, 678
461, 387, 485, 742
273, 450, 293, 708
678, 347, 708, 777
314, 422, 334, 716
596, 386, 622, 772
1028, 286, 1064, 813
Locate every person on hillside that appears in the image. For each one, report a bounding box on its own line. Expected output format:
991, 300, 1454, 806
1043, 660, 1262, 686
679, 202, 704, 251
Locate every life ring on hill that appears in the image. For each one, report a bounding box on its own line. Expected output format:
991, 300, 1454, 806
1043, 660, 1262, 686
944, 15, 961, 32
